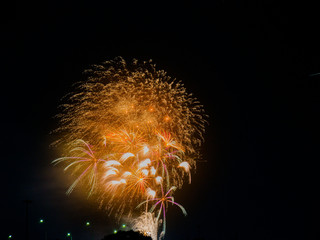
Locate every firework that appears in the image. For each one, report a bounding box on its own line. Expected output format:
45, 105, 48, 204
53, 57, 207, 238
137, 185, 187, 239
52, 139, 107, 195
131, 212, 159, 240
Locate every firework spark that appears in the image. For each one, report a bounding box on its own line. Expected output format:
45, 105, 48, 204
52, 57, 207, 238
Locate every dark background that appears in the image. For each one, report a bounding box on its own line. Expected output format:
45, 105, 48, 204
1, 1, 319, 240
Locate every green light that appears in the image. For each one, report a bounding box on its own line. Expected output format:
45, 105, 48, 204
113, 230, 117, 234
8, 235, 12, 239
39, 219, 44, 223
67, 233, 71, 237
122, 224, 126, 228
86, 221, 90, 226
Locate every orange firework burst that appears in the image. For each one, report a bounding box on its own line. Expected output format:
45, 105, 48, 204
52, 57, 208, 239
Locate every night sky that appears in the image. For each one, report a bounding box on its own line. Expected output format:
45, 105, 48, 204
2, 1, 320, 240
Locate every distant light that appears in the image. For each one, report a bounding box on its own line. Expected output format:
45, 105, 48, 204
86, 221, 90, 226
39, 219, 44, 223
113, 230, 117, 234
67, 233, 71, 237
122, 224, 126, 228
8, 235, 12, 239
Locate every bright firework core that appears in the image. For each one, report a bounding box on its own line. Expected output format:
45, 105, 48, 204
52, 57, 208, 239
